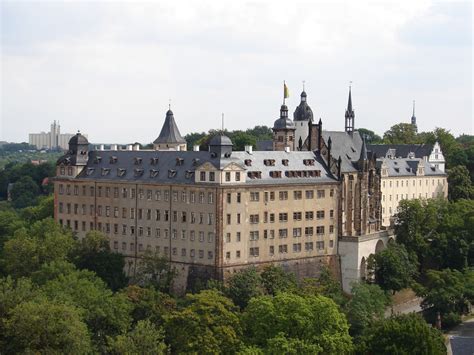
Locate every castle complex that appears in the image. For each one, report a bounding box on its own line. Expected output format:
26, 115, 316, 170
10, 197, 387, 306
54, 88, 447, 293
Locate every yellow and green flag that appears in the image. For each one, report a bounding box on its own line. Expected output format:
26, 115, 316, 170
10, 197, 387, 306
284, 82, 289, 99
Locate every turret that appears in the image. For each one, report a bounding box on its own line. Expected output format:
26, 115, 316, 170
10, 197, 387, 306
153, 108, 187, 151
345, 86, 355, 134
272, 104, 296, 151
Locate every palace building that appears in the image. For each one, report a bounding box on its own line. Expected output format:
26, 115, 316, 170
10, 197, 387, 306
54, 87, 446, 293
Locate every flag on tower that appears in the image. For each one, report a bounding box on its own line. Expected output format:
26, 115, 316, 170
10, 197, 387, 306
284, 81, 289, 99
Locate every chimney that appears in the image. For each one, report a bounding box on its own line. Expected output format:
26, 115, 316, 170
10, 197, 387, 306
133, 144, 140, 151
111, 144, 117, 151
193, 145, 200, 152
245, 145, 253, 154
99, 144, 104, 151
127, 144, 133, 151
284, 146, 290, 153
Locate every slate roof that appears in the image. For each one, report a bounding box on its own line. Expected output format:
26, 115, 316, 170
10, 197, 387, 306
153, 110, 186, 144
256, 140, 273, 151
376, 158, 445, 177
368, 144, 433, 159
74, 149, 338, 186
322, 130, 364, 173
293, 92, 314, 122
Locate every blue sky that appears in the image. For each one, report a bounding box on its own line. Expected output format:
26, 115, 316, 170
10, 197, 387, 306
1, 0, 472, 143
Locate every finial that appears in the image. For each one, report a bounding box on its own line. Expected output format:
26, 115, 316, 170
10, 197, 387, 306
412, 100, 416, 116
168, 98, 171, 110
221, 113, 224, 132
302, 80, 305, 91
349, 80, 352, 90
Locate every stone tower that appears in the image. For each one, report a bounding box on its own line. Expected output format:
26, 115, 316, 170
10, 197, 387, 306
272, 104, 296, 151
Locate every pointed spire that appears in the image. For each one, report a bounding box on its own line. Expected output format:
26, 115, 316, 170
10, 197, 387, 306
347, 85, 353, 112
345, 83, 355, 134
411, 100, 417, 126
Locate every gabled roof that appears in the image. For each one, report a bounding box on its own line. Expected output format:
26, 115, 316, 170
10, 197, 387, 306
321, 130, 363, 173
153, 110, 186, 144
377, 158, 445, 177
368, 144, 433, 159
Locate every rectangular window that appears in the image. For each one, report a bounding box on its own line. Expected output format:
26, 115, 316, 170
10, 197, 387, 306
269, 246, 275, 255
279, 191, 288, 200
237, 192, 241, 203
293, 212, 302, 221
225, 172, 231, 181
250, 231, 259, 241
305, 227, 313, 236
305, 190, 314, 199
249, 247, 259, 257
236, 232, 241, 242
200, 171, 206, 181
316, 241, 325, 250
305, 242, 314, 251
269, 213, 275, 223
293, 243, 302, 252
250, 214, 259, 224
316, 226, 325, 235
279, 213, 288, 222
317, 190, 325, 198
305, 211, 314, 220
227, 193, 231, 203
279, 229, 288, 238
293, 191, 302, 200
278, 244, 288, 253
316, 210, 325, 219
250, 192, 260, 201
293, 228, 302, 237
235, 172, 241, 181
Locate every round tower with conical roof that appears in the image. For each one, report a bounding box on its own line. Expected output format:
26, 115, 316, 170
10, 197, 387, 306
153, 109, 187, 151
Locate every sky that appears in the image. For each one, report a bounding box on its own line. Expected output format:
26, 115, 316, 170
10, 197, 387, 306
1, 0, 472, 144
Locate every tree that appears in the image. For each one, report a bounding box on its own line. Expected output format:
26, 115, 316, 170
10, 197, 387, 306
358, 313, 446, 355
383, 123, 419, 144
10, 176, 39, 209
416, 268, 471, 316
73, 231, 128, 291
40, 268, 132, 350
231, 131, 257, 151
4, 299, 93, 354
19, 195, 54, 223
1, 218, 75, 278
134, 249, 176, 293
357, 128, 382, 144
107, 320, 167, 354
242, 292, 353, 354
123, 285, 176, 325
184, 132, 206, 150
448, 165, 473, 201
298, 266, 347, 306
165, 290, 242, 354
345, 282, 390, 336
368, 243, 417, 293
225, 266, 263, 308
260, 265, 297, 296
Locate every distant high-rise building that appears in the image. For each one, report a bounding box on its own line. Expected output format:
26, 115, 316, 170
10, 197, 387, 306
29, 121, 87, 150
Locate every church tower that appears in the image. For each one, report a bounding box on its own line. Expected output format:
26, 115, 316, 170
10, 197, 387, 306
273, 104, 296, 151
345, 86, 355, 134
293, 88, 314, 150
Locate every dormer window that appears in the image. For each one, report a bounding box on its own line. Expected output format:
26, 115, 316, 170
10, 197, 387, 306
247, 171, 261, 179
270, 171, 282, 178
86, 168, 95, 176
210, 152, 217, 158
150, 169, 159, 178
168, 169, 177, 178
94, 156, 102, 164
185, 170, 195, 179
101, 168, 111, 176
192, 158, 200, 166
406, 168, 411, 173
303, 159, 315, 166
200, 171, 206, 181
282, 159, 289, 166
264, 159, 275, 166
209, 172, 215, 181
150, 157, 159, 165
134, 168, 144, 177
176, 158, 184, 166
244, 159, 252, 166
65, 157, 71, 164
109, 156, 118, 164
117, 168, 127, 177
394, 168, 400, 173
134, 157, 142, 165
